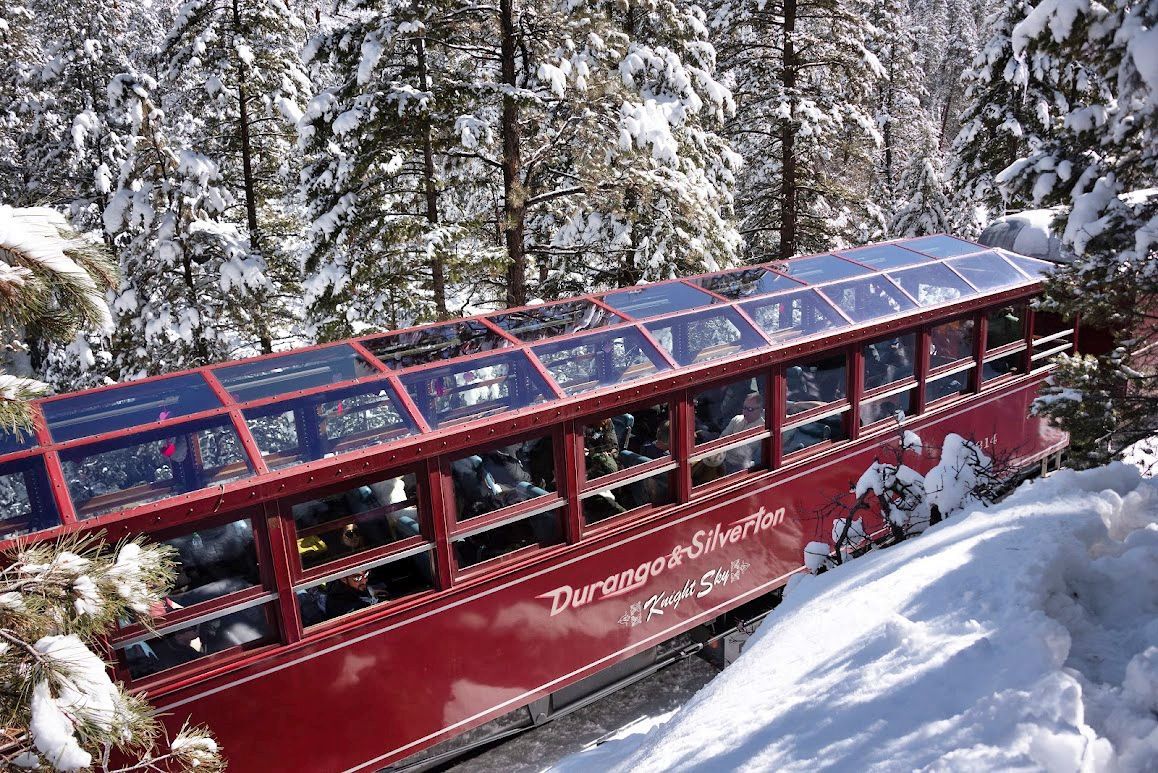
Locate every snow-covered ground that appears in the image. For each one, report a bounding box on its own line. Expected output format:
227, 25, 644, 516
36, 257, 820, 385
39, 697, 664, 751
551, 462, 1158, 772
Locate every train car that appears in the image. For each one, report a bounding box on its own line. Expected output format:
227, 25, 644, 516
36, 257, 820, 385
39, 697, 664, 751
0, 235, 1073, 772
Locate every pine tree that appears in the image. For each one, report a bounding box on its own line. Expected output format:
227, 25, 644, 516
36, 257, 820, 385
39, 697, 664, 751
890, 148, 952, 237
0, 0, 41, 204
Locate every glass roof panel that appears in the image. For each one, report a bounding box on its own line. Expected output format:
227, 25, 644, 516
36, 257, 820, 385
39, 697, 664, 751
399, 350, 553, 429
0, 426, 36, 456
1, 454, 60, 538
903, 235, 984, 258
214, 344, 378, 403
645, 307, 767, 366
741, 289, 848, 342
689, 268, 802, 300
888, 263, 978, 306
363, 320, 509, 369
837, 243, 932, 270
819, 276, 917, 322
60, 415, 253, 520
600, 282, 715, 319
777, 254, 871, 284
948, 251, 1029, 290
532, 327, 670, 395
489, 299, 624, 343
243, 379, 419, 471
42, 373, 222, 444
998, 250, 1057, 278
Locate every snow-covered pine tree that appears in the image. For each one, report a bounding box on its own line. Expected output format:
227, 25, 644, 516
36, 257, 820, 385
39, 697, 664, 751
0, 0, 41, 204
713, 0, 884, 260
890, 147, 953, 237
162, 0, 311, 354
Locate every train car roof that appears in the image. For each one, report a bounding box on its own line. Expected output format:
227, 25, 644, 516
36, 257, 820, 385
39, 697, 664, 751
0, 235, 1054, 536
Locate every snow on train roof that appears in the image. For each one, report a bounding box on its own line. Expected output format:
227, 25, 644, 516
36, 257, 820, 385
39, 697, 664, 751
0, 236, 1054, 535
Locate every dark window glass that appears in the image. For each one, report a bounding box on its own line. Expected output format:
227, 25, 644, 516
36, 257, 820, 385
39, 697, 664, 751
926, 370, 972, 402
489, 300, 624, 342
213, 345, 378, 403
779, 254, 869, 283
582, 402, 670, 482
583, 469, 674, 525
122, 604, 274, 679
863, 334, 917, 390
860, 391, 913, 426
450, 436, 556, 522
61, 417, 252, 520
741, 290, 847, 341
533, 328, 669, 395
692, 375, 768, 443
986, 305, 1026, 350
297, 552, 436, 628
786, 354, 846, 414
163, 518, 260, 605
645, 308, 766, 366
400, 351, 553, 429
601, 282, 715, 319
292, 472, 421, 570
783, 413, 848, 455
0, 456, 59, 538
453, 509, 564, 568
363, 321, 508, 369
820, 277, 916, 322
950, 252, 1028, 289
983, 352, 1025, 381
243, 381, 417, 470
42, 374, 221, 443
0, 426, 35, 456
692, 268, 802, 300
903, 235, 983, 258
837, 244, 931, 270
888, 264, 976, 306
693, 435, 766, 483
930, 318, 976, 369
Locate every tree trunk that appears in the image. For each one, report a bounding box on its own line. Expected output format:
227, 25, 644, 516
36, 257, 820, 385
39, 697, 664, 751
779, 0, 798, 261
416, 33, 448, 319
499, 0, 527, 308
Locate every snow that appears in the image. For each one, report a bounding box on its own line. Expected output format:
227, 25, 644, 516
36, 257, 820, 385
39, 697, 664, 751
552, 461, 1158, 772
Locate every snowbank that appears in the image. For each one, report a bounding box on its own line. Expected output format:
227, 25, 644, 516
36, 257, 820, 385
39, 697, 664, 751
551, 463, 1158, 771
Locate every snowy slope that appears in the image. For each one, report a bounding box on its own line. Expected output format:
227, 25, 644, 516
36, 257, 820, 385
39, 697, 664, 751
551, 464, 1158, 772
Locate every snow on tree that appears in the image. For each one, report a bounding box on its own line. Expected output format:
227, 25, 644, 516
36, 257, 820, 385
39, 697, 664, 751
0, 205, 115, 433
0, 536, 223, 771
0, 0, 42, 205
889, 148, 953, 237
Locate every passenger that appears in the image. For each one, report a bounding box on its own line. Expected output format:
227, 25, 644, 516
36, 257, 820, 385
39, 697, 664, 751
481, 444, 531, 489
702, 392, 766, 474
584, 418, 620, 480
325, 570, 377, 618
786, 366, 826, 415
641, 420, 671, 459
931, 320, 973, 367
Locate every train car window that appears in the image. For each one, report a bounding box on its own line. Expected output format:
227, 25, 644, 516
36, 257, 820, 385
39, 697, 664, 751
0, 456, 59, 538
0, 426, 35, 456
888, 264, 976, 307
983, 351, 1025, 381
783, 413, 849, 455
489, 300, 624, 342
400, 350, 553, 429
452, 510, 565, 569
449, 435, 556, 522
363, 321, 508, 369
160, 517, 261, 604
926, 369, 973, 402
1003, 252, 1056, 279
646, 307, 766, 366
950, 252, 1027, 290
41, 373, 221, 443
691, 268, 801, 300
121, 603, 275, 680
580, 401, 673, 523
786, 354, 846, 414
819, 276, 916, 323
60, 416, 253, 520
533, 327, 669, 395
777, 254, 868, 283
1031, 312, 1074, 370
837, 243, 930, 270
986, 305, 1026, 350
214, 345, 379, 403
904, 235, 983, 258
860, 390, 913, 427
291, 472, 422, 570
690, 375, 769, 483
243, 381, 418, 470
741, 289, 845, 342
297, 551, 437, 628
601, 282, 715, 319
582, 471, 674, 525
929, 318, 976, 370
863, 333, 916, 390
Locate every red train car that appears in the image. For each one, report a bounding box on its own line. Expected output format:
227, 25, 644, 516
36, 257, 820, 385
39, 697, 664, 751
0, 235, 1072, 771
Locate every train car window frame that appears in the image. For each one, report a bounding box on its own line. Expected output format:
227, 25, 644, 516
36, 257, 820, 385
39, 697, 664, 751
981, 304, 1029, 387
927, 314, 978, 379
687, 371, 771, 491
781, 353, 851, 461
859, 330, 919, 429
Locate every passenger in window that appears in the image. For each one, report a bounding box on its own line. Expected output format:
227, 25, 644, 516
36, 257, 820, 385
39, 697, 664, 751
786, 367, 826, 414
584, 418, 620, 480
701, 392, 765, 474
481, 443, 532, 489
865, 337, 913, 389
325, 571, 377, 619
641, 420, 671, 459
931, 319, 974, 368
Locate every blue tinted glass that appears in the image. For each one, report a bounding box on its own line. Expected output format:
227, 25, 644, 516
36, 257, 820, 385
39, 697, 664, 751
400, 351, 553, 429
999, 251, 1056, 278
364, 321, 509, 369
691, 268, 803, 300
60, 416, 252, 520
742, 290, 848, 341
214, 345, 378, 403
903, 235, 983, 258
601, 282, 715, 319
0, 426, 36, 456
0, 455, 60, 538
243, 380, 419, 470
819, 277, 917, 322
837, 244, 931, 270
533, 327, 670, 395
42, 374, 222, 443
489, 300, 624, 342
645, 308, 767, 366
777, 255, 870, 284
888, 264, 977, 306
949, 251, 1029, 289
